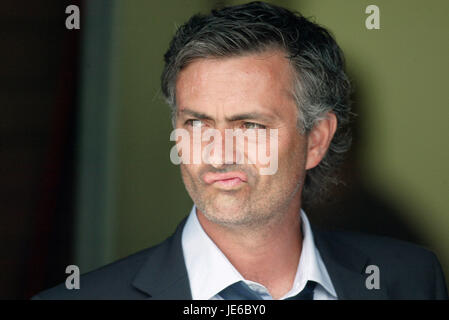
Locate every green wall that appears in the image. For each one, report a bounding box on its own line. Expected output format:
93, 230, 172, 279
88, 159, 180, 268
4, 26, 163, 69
81, 0, 448, 282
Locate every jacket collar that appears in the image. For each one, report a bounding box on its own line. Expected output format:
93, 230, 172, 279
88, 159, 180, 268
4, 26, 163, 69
132, 217, 389, 300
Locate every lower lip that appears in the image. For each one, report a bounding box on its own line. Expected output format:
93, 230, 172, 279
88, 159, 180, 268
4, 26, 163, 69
212, 177, 245, 189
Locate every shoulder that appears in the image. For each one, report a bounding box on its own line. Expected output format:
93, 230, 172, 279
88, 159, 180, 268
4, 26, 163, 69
32, 241, 166, 300
33, 217, 189, 300
315, 229, 448, 299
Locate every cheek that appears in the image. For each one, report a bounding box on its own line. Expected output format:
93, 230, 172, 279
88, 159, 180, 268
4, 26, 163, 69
180, 163, 207, 187
280, 131, 307, 171
180, 164, 196, 185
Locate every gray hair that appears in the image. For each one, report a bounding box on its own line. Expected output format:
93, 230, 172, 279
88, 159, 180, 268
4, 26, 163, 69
161, 1, 353, 204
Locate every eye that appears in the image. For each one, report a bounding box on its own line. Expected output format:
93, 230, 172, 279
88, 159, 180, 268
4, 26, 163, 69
243, 122, 266, 129
185, 119, 204, 128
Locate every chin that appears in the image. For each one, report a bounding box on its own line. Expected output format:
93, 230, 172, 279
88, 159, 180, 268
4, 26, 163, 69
200, 199, 247, 224
211, 199, 243, 216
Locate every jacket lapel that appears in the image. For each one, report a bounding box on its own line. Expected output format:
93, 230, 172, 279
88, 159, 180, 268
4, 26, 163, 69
132, 217, 192, 299
312, 227, 389, 299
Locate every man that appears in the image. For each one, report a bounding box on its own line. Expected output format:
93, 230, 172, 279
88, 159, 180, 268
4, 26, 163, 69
34, 1, 447, 300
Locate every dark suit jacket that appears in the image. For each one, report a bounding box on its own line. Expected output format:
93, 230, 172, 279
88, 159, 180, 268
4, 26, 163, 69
33, 217, 448, 300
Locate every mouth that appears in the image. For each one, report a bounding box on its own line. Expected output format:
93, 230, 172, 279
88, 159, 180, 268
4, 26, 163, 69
202, 171, 247, 190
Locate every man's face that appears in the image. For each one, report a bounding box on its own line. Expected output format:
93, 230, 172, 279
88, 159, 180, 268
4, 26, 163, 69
175, 50, 308, 228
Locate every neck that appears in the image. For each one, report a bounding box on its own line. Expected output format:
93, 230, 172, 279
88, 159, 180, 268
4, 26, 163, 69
196, 196, 303, 299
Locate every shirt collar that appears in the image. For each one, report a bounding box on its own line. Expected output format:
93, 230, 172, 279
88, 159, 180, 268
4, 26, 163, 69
181, 205, 337, 299
289, 209, 337, 298
181, 205, 243, 300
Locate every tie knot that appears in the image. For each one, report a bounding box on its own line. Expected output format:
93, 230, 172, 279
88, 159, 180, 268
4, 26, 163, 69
218, 281, 263, 300
218, 280, 316, 300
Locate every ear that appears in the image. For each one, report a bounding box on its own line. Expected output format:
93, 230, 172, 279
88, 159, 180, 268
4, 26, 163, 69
305, 112, 337, 170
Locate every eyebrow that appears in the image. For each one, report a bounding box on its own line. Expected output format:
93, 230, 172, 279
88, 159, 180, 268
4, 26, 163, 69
178, 108, 276, 123
178, 109, 214, 121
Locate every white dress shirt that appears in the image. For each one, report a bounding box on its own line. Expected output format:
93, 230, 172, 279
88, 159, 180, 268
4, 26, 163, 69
181, 205, 338, 300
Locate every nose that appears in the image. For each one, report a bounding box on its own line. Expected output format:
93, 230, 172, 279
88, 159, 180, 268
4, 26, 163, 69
202, 128, 239, 168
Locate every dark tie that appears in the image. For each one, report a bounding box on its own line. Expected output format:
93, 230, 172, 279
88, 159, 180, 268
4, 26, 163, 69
218, 280, 316, 300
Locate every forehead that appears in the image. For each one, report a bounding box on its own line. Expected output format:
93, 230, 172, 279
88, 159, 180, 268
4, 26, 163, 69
175, 50, 296, 118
